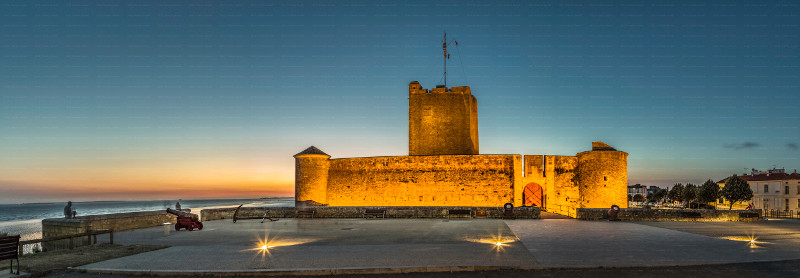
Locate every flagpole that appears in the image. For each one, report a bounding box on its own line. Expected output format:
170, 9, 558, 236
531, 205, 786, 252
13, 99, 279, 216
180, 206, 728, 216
443, 32, 447, 87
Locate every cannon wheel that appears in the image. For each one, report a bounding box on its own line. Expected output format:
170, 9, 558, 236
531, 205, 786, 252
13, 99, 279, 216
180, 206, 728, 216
187, 224, 194, 231
174, 224, 181, 231
196, 222, 203, 230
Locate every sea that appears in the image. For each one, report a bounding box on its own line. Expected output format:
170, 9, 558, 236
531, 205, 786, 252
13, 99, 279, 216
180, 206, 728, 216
0, 197, 294, 253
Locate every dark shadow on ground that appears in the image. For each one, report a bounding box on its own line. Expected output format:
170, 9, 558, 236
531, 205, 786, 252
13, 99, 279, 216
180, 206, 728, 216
46, 259, 800, 278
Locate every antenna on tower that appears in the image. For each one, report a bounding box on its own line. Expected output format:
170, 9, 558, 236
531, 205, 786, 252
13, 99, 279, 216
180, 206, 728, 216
442, 32, 458, 87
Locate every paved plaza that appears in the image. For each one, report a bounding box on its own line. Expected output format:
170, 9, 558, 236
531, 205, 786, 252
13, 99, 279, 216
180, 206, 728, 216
73, 218, 800, 275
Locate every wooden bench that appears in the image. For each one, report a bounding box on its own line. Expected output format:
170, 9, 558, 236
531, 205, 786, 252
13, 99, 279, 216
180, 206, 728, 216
364, 209, 386, 219
296, 209, 315, 218
680, 211, 703, 218
448, 209, 472, 219
0, 235, 20, 275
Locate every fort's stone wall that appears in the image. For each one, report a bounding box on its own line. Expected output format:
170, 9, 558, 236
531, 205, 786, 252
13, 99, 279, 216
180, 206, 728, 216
325, 155, 520, 207
294, 143, 627, 213
201, 206, 540, 221
575, 208, 763, 222
408, 82, 478, 156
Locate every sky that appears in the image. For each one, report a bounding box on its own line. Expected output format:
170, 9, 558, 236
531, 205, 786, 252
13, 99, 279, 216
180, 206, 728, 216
1, 0, 798, 203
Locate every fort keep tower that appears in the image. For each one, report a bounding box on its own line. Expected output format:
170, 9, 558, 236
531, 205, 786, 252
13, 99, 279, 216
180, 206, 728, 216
408, 81, 478, 155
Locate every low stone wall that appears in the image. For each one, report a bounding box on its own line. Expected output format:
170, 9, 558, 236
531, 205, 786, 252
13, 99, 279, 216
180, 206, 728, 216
575, 208, 762, 222
201, 206, 540, 221
41, 218, 92, 251
42, 209, 190, 250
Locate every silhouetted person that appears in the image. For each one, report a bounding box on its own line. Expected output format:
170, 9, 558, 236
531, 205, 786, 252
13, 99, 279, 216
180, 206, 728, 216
64, 201, 74, 219
175, 201, 181, 210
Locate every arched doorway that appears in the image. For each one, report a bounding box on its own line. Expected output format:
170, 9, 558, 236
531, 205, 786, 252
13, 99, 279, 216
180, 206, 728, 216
523, 182, 543, 207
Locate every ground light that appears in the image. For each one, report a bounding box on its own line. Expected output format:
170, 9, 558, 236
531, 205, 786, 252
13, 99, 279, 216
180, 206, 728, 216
720, 234, 768, 249
247, 232, 316, 260
463, 234, 517, 252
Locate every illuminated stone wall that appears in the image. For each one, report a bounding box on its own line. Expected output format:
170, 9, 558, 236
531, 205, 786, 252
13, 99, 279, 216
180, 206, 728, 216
408, 82, 479, 155
293, 142, 627, 215
325, 155, 520, 207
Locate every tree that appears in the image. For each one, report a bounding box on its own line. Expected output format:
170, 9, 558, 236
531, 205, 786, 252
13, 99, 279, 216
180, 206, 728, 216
697, 179, 721, 206
648, 189, 667, 204
633, 194, 645, 202
721, 175, 754, 210
683, 183, 698, 207
668, 183, 685, 205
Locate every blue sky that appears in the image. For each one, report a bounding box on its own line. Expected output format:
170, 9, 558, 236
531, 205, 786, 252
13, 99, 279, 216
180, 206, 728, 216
1, 0, 798, 203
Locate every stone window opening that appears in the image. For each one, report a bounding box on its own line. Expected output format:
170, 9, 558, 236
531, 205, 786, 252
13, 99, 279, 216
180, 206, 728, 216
786, 186, 790, 195
603, 176, 607, 181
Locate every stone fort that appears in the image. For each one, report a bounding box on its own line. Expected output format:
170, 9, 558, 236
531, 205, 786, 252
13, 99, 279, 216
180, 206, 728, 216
295, 81, 628, 216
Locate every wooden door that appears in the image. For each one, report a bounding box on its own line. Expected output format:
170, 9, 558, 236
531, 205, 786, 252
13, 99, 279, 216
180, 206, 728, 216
524, 183, 543, 207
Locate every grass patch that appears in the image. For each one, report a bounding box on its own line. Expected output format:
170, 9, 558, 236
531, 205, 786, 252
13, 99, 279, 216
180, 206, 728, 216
0, 243, 165, 275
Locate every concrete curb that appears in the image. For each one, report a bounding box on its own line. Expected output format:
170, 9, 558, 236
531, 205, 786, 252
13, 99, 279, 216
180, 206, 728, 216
72, 259, 800, 277
73, 265, 542, 276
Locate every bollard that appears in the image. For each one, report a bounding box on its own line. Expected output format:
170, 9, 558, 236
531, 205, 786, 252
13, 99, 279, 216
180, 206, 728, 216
163, 222, 171, 236
503, 203, 515, 219
608, 205, 620, 221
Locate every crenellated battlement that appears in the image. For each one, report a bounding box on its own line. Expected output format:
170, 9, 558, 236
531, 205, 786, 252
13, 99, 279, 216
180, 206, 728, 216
409, 81, 471, 95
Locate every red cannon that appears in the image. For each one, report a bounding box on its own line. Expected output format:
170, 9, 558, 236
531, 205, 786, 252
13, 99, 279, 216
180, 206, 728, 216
167, 208, 203, 231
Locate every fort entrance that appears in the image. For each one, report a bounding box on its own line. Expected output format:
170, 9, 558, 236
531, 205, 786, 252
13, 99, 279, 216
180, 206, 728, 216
523, 183, 544, 207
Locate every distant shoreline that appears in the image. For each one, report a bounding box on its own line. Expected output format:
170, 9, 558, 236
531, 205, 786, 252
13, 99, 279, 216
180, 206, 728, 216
0, 197, 294, 223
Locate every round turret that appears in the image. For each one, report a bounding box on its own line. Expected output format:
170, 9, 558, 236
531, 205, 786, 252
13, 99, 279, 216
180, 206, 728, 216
294, 146, 330, 207
576, 142, 628, 209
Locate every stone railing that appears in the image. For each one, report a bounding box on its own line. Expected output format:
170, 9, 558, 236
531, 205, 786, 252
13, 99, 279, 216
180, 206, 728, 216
41, 209, 190, 250
575, 208, 762, 222
202, 206, 540, 221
